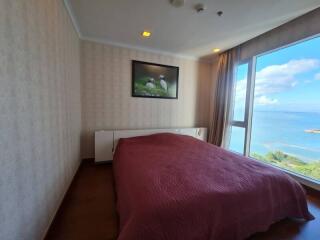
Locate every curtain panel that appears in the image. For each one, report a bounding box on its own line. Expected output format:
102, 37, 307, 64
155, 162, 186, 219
208, 48, 239, 147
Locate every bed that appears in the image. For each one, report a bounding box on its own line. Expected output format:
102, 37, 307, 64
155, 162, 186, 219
113, 133, 313, 240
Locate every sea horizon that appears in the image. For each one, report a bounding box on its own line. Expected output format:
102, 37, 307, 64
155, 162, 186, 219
231, 110, 320, 163
253, 109, 320, 114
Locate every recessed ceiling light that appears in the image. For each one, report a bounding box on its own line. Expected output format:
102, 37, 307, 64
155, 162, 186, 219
141, 31, 152, 38
213, 48, 221, 53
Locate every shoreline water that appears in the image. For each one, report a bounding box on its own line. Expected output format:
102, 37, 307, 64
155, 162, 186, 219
246, 111, 320, 162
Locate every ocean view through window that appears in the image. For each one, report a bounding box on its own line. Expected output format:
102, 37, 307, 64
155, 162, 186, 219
229, 36, 320, 182
228, 62, 250, 154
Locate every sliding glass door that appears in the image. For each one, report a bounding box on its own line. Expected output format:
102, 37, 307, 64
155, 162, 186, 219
228, 36, 320, 182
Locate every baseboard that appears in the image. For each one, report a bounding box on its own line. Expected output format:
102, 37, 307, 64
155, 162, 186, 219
82, 158, 95, 162
41, 159, 82, 240
304, 185, 320, 198
82, 158, 113, 165
95, 160, 113, 165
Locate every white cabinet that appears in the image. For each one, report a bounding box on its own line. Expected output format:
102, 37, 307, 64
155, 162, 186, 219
95, 131, 114, 163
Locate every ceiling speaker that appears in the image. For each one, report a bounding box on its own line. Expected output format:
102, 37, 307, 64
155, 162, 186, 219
170, 0, 185, 7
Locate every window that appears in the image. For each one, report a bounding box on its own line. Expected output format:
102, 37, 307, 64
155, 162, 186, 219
233, 63, 249, 122
228, 62, 253, 155
228, 36, 320, 182
229, 126, 246, 154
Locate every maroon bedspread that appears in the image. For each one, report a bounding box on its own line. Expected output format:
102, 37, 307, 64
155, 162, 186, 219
113, 133, 313, 240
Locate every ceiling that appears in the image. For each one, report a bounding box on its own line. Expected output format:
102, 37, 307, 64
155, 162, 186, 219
66, 0, 320, 59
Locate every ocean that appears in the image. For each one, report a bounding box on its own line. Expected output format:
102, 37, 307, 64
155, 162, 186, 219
248, 111, 320, 162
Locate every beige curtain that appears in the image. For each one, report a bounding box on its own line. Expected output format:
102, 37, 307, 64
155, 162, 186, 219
208, 48, 239, 147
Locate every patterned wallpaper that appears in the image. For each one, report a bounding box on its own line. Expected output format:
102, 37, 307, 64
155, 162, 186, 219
0, 1, 81, 240
80, 40, 213, 158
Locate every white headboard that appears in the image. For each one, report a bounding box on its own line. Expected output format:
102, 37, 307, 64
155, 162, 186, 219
95, 128, 207, 163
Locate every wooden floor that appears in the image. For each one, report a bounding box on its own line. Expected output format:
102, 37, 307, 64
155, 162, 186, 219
45, 160, 320, 240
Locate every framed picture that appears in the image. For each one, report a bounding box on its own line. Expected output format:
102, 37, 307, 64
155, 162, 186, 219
132, 60, 179, 99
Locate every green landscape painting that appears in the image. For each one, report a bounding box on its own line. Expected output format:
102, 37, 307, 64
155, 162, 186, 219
132, 61, 179, 99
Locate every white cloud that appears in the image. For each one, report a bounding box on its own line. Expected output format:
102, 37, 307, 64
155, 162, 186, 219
315, 73, 320, 81
235, 79, 247, 101
254, 59, 319, 96
235, 59, 320, 105
255, 96, 278, 105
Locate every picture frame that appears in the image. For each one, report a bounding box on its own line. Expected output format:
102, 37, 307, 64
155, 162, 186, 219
131, 60, 179, 99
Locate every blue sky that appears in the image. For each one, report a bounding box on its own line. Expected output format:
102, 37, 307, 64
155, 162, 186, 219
235, 36, 320, 115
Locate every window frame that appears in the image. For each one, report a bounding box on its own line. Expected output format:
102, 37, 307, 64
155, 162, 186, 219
229, 35, 320, 189
229, 58, 255, 155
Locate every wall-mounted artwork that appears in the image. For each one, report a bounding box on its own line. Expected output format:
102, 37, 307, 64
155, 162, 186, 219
132, 60, 179, 99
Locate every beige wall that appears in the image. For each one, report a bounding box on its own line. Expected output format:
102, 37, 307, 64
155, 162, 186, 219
0, 1, 81, 240
80, 40, 213, 158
